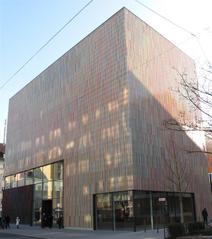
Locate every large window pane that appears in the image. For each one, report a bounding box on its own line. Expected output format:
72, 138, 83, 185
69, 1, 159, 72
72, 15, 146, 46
11, 175, 17, 188
34, 183, 42, 201
43, 181, 53, 199
53, 180, 63, 198
34, 199, 42, 224
96, 193, 113, 229
25, 170, 34, 185
5, 176, 10, 189
34, 167, 43, 183
113, 191, 134, 230
17, 172, 25, 187
167, 192, 180, 224
43, 164, 53, 181
54, 162, 63, 180
134, 191, 151, 229
183, 194, 195, 223
152, 192, 168, 228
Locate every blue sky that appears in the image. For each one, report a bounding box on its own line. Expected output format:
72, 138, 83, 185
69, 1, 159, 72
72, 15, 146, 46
0, 0, 212, 142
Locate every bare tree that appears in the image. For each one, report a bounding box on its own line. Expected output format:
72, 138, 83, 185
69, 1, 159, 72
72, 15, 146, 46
164, 63, 212, 154
164, 137, 191, 223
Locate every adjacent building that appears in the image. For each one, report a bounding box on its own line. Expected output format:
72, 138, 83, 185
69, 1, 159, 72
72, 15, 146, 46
3, 8, 211, 230
207, 138, 212, 192
0, 143, 5, 217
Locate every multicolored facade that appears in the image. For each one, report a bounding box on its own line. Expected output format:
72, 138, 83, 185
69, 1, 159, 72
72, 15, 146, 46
3, 8, 211, 230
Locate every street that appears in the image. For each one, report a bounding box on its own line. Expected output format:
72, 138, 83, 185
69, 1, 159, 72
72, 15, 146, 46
0, 232, 39, 239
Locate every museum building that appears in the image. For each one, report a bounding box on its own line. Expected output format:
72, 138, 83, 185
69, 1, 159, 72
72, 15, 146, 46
3, 8, 211, 230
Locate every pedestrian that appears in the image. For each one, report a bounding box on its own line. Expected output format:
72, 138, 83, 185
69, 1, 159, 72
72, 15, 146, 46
57, 216, 63, 229
16, 217, 20, 229
5, 215, 10, 229
2, 216, 6, 229
202, 208, 208, 225
0, 217, 3, 229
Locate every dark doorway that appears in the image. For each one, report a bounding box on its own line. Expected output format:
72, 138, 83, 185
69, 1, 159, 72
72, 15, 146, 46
42, 200, 53, 228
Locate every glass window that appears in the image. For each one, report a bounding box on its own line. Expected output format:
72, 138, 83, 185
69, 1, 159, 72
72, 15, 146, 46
43, 164, 53, 181
167, 192, 180, 224
11, 175, 17, 188
54, 162, 63, 180
96, 193, 113, 230
17, 172, 25, 187
152, 192, 168, 227
53, 180, 63, 198
34, 167, 43, 183
5, 176, 10, 189
43, 181, 53, 199
53, 198, 63, 223
113, 191, 134, 230
34, 183, 42, 201
33, 199, 42, 224
134, 191, 151, 229
183, 194, 195, 223
25, 170, 34, 185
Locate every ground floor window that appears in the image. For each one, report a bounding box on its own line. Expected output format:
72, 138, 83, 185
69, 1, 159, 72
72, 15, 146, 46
33, 161, 64, 227
4, 161, 64, 227
94, 190, 195, 231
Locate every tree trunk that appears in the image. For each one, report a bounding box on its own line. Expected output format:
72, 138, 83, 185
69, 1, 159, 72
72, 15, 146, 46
179, 194, 184, 223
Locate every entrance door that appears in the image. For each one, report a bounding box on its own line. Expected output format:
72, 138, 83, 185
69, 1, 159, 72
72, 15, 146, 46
113, 192, 134, 230
42, 199, 53, 228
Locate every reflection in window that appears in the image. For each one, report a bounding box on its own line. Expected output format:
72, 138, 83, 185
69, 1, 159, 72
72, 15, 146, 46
43, 164, 53, 181
95, 109, 100, 119
11, 175, 17, 188
43, 181, 53, 199
123, 87, 129, 105
79, 160, 89, 173
68, 121, 76, 131
96, 193, 113, 229
48, 147, 62, 159
66, 141, 75, 149
98, 180, 104, 191
35, 137, 40, 147
102, 124, 119, 139
5, 176, 10, 189
105, 153, 112, 166
54, 162, 63, 180
49, 129, 61, 141
109, 177, 115, 190
53, 181, 63, 198
34, 183, 42, 201
108, 100, 119, 112
127, 175, 133, 187
122, 112, 129, 134
82, 114, 89, 125
83, 185, 89, 195
114, 191, 134, 229
49, 131, 53, 141
84, 214, 91, 224
114, 151, 122, 166
79, 133, 92, 148
54, 128, 61, 138
41, 135, 45, 145
17, 172, 25, 187
69, 163, 76, 176
34, 167, 43, 184
25, 170, 33, 185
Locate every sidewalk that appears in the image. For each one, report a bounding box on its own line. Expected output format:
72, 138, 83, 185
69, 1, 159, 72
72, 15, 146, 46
1, 224, 165, 239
